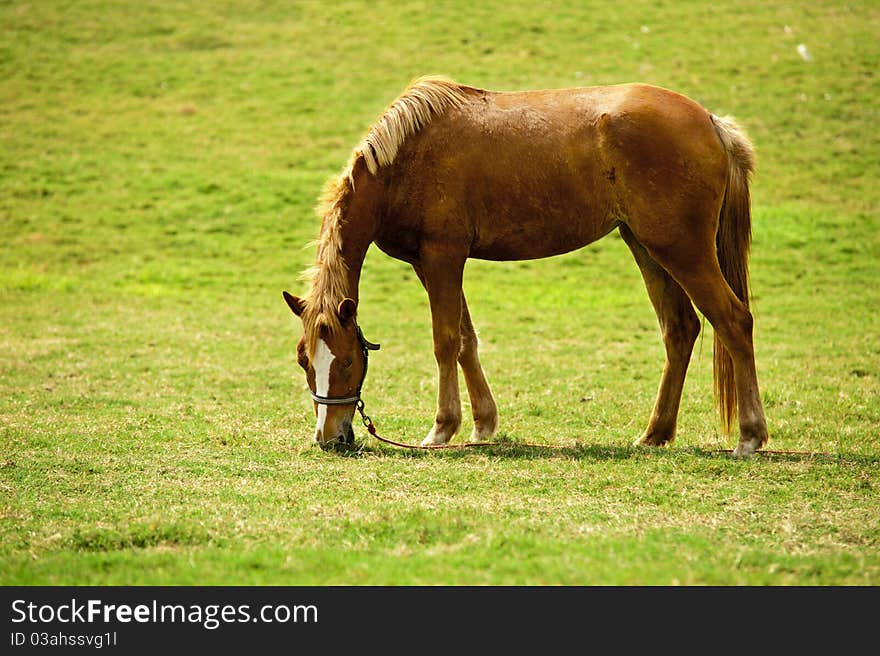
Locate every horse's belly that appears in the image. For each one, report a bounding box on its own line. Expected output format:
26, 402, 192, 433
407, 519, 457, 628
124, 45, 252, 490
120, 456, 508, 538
469, 201, 619, 261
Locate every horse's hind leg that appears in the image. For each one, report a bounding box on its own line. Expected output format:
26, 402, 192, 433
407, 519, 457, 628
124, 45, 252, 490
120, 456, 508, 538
459, 292, 498, 442
620, 224, 701, 446
633, 228, 769, 456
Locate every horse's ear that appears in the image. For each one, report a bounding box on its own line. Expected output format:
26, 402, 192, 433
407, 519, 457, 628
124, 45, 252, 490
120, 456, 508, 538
282, 291, 305, 317
337, 298, 357, 323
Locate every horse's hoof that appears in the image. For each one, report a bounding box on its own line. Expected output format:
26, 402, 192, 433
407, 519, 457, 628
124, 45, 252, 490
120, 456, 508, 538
732, 442, 758, 458
633, 433, 673, 447
421, 427, 451, 446
468, 425, 496, 443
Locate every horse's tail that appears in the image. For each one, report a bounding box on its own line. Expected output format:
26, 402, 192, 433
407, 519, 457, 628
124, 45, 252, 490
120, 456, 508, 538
710, 114, 756, 434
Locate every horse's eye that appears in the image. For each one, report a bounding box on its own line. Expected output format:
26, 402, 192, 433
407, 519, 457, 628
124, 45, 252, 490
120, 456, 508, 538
342, 358, 354, 369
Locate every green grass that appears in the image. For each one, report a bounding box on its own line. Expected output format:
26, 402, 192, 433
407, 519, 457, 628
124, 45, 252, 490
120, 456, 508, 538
1, 0, 878, 585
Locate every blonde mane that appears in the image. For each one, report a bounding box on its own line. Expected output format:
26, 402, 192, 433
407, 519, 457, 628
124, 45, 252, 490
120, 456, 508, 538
299, 77, 469, 353
299, 173, 350, 354
358, 76, 469, 174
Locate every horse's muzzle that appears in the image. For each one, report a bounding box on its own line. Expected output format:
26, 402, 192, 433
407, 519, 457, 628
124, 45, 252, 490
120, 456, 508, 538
317, 421, 356, 451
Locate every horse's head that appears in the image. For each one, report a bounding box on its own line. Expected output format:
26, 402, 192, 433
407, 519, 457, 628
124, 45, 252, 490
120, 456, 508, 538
282, 291, 378, 449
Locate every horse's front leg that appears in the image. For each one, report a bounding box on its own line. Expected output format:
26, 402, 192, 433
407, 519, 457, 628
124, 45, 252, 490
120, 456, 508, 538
419, 251, 465, 446
459, 291, 498, 442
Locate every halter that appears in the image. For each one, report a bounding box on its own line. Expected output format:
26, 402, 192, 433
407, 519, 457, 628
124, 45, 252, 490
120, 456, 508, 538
309, 323, 380, 406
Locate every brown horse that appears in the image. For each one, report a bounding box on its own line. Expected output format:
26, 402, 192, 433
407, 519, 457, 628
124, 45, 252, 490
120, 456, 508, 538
283, 76, 769, 456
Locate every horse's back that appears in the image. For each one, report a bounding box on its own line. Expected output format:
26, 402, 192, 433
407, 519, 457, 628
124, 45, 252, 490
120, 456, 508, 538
470, 83, 726, 187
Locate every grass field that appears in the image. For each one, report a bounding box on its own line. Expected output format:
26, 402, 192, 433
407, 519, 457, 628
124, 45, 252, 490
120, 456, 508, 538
1, 1, 878, 585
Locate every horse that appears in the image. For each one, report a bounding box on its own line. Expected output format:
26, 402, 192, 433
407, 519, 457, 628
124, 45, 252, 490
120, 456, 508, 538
283, 76, 769, 456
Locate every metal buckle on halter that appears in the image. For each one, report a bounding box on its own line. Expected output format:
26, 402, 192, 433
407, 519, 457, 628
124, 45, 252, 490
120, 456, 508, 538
309, 323, 380, 406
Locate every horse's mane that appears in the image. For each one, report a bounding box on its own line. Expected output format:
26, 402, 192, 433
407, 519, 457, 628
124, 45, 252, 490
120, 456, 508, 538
299, 173, 351, 355
299, 77, 469, 354
358, 76, 469, 175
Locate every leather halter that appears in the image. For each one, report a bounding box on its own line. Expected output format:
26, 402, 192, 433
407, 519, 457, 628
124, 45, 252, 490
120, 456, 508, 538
309, 324, 380, 406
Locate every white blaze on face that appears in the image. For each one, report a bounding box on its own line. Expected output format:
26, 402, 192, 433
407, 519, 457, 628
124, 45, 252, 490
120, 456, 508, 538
313, 338, 335, 440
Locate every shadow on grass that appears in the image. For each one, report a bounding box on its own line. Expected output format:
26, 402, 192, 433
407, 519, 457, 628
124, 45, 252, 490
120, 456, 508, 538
331, 439, 877, 465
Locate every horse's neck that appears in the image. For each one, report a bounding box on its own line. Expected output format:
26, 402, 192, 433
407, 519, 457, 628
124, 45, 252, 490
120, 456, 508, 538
315, 164, 380, 303
318, 231, 367, 304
